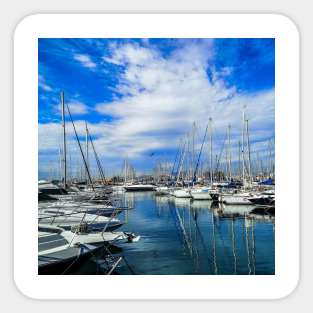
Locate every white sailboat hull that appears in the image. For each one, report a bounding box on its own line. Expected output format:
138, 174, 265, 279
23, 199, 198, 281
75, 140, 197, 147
173, 189, 191, 198
191, 193, 212, 200
155, 186, 170, 195
222, 194, 253, 205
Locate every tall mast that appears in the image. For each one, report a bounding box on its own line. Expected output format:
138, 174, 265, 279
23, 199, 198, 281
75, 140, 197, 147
238, 140, 241, 178
65, 101, 95, 192
209, 117, 213, 187
85, 121, 89, 184
192, 121, 209, 184
60, 91, 67, 188
58, 146, 62, 182
246, 119, 252, 184
192, 121, 195, 179
227, 124, 232, 181
268, 139, 274, 178
176, 136, 188, 186
241, 106, 246, 187
124, 158, 127, 185
187, 132, 191, 181
87, 124, 106, 185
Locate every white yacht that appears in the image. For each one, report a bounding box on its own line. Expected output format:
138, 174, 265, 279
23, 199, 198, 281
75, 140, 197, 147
221, 192, 254, 205
38, 225, 99, 274
38, 210, 124, 232
38, 201, 123, 217
155, 186, 170, 195
38, 224, 138, 274
190, 186, 213, 200
173, 188, 192, 198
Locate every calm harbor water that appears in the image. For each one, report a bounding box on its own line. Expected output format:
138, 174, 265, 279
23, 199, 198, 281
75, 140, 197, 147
76, 191, 275, 275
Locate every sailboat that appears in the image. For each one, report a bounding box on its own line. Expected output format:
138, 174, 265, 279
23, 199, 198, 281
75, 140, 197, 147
190, 118, 214, 200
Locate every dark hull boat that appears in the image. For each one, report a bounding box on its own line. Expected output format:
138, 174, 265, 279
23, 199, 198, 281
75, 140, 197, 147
38, 243, 99, 275
38, 192, 58, 202
248, 196, 275, 206
38, 226, 100, 275
249, 206, 275, 217
124, 184, 156, 191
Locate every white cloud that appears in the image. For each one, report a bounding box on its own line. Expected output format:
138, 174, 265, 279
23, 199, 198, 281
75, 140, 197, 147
67, 102, 89, 115
39, 75, 53, 91
103, 42, 158, 66
54, 101, 89, 116
96, 42, 274, 159
74, 54, 96, 68
39, 41, 274, 176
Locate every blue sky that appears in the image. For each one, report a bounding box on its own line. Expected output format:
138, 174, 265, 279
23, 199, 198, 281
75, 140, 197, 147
38, 38, 274, 179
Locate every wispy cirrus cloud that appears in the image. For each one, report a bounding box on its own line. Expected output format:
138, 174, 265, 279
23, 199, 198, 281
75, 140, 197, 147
74, 54, 97, 69
64, 102, 89, 115
38, 75, 53, 91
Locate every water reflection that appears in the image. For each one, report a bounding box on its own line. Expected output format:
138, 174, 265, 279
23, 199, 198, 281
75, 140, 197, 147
75, 192, 275, 275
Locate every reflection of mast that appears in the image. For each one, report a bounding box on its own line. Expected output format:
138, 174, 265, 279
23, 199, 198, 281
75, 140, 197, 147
189, 204, 214, 272
231, 217, 237, 274
188, 201, 199, 272
244, 214, 252, 275
211, 213, 218, 274
174, 205, 193, 255
251, 219, 256, 274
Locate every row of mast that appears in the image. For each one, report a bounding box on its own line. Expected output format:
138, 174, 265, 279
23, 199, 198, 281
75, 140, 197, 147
59, 90, 273, 185
60, 91, 105, 189
167, 108, 273, 186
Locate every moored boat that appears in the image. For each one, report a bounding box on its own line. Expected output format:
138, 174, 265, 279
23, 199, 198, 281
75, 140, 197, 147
190, 186, 212, 200
173, 188, 191, 198
123, 184, 156, 191
155, 186, 170, 195
221, 192, 254, 205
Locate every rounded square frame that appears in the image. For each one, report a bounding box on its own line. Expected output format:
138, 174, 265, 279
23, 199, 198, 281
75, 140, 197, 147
14, 13, 299, 299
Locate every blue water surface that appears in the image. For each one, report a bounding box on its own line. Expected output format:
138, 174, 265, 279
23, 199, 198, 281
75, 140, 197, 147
112, 192, 275, 275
